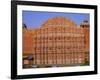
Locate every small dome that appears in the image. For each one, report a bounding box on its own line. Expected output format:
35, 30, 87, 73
80, 20, 89, 28
81, 20, 89, 25
41, 16, 77, 28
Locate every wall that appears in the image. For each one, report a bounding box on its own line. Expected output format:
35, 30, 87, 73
0, 0, 99, 80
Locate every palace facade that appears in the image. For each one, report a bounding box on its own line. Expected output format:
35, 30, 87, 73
23, 17, 89, 68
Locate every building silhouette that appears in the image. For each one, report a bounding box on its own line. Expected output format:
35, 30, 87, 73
23, 17, 89, 68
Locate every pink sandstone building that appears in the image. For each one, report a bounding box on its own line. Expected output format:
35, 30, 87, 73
23, 17, 89, 68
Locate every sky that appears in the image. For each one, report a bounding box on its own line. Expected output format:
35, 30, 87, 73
22, 11, 90, 29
